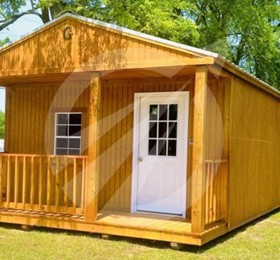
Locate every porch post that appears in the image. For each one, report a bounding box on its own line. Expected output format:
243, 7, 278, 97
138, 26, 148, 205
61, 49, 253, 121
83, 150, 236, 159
191, 66, 208, 233
85, 73, 101, 223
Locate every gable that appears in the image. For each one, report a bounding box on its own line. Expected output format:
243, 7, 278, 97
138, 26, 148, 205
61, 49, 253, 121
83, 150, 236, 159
0, 16, 214, 78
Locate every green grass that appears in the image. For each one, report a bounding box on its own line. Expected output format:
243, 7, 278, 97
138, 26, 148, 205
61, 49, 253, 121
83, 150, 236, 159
0, 209, 280, 259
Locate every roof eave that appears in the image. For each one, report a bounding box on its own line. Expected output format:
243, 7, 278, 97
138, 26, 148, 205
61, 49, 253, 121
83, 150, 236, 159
215, 56, 280, 98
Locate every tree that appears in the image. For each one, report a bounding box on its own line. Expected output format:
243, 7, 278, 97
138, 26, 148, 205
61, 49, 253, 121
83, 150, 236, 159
0, 111, 4, 139
188, 0, 280, 89
0, 0, 279, 89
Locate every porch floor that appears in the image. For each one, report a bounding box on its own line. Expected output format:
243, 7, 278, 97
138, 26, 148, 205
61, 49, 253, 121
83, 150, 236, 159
96, 211, 192, 234
0, 208, 227, 245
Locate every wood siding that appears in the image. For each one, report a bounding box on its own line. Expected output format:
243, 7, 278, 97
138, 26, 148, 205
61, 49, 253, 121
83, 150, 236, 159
228, 76, 280, 227
5, 83, 89, 155
0, 18, 207, 79
98, 78, 194, 212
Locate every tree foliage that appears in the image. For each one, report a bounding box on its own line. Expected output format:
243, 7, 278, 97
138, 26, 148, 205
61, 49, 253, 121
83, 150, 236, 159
0, 111, 4, 139
0, 0, 280, 89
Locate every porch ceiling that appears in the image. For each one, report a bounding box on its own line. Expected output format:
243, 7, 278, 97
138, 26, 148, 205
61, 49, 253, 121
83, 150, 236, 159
0, 72, 93, 86
0, 65, 226, 86
0, 66, 198, 86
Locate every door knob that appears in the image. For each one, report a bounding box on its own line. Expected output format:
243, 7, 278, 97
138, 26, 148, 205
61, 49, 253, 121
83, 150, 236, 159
138, 157, 143, 162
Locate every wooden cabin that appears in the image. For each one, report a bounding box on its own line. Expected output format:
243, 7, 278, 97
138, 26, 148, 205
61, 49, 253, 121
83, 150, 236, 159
0, 13, 279, 246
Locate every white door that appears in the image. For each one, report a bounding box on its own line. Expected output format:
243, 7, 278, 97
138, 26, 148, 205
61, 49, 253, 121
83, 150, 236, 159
132, 92, 189, 217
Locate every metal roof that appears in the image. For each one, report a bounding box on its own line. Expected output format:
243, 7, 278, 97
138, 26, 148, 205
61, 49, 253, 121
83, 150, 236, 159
0, 13, 279, 96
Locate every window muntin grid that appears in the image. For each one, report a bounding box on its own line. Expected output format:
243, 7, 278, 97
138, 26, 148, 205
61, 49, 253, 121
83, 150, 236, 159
55, 113, 82, 155
148, 104, 178, 156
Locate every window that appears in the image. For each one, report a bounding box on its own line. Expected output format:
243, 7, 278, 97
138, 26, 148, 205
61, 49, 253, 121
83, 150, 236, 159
148, 104, 178, 156
55, 113, 82, 155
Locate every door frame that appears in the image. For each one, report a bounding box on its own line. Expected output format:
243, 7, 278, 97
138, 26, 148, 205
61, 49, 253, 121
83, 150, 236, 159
131, 91, 189, 217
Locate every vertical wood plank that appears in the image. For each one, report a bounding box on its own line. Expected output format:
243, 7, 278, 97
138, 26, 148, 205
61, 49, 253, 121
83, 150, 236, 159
85, 74, 101, 222
191, 66, 208, 233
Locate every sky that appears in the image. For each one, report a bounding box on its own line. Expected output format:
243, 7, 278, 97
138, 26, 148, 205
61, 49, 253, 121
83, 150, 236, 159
0, 7, 43, 112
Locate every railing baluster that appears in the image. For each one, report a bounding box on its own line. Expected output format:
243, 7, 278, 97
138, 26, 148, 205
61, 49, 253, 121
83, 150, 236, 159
55, 157, 60, 211
14, 156, 18, 206
30, 156, 35, 208
39, 156, 43, 209
73, 158, 77, 211
6, 156, 10, 206
47, 157, 51, 211
22, 156, 26, 209
210, 163, 214, 222
81, 158, 85, 211
213, 162, 217, 222
205, 162, 211, 225
64, 157, 68, 207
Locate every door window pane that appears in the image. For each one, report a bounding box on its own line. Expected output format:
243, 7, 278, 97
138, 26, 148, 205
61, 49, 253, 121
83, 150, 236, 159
149, 122, 157, 138
169, 104, 178, 120
158, 140, 167, 156
159, 105, 167, 121
149, 105, 158, 120
168, 122, 177, 138
168, 140, 177, 156
159, 122, 167, 138
148, 104, 178, 157
149, 140, 157, 155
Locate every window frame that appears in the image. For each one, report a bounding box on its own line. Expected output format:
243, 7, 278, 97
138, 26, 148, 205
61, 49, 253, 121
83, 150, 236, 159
54, 112, 82, 156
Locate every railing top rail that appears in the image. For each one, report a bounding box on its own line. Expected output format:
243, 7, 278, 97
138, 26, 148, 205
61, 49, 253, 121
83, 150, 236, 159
0, 153, 88, 159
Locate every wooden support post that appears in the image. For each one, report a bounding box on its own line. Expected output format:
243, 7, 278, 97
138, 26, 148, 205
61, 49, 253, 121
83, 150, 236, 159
85, 74, 101, 223
191, 66, 208, 233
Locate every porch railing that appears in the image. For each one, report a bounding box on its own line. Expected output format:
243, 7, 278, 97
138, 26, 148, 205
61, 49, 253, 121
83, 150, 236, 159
204, 159, 228, 226
0, 154, 87, 214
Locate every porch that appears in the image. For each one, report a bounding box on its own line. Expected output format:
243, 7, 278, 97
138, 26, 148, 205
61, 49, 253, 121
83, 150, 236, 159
0, 152, 228, 245
0, 207, 226, 246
